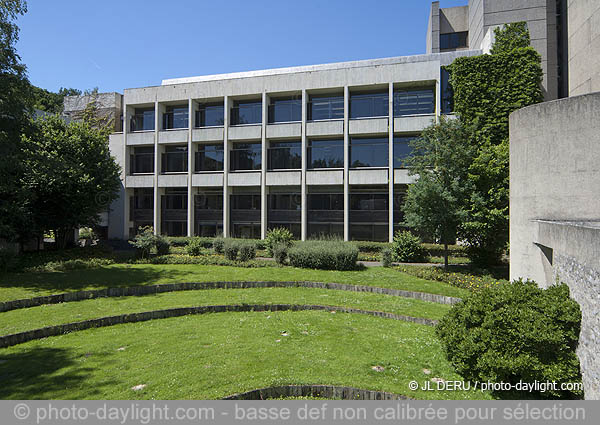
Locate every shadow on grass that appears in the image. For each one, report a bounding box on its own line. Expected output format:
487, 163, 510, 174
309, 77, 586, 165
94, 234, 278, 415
0, 347, 114, 399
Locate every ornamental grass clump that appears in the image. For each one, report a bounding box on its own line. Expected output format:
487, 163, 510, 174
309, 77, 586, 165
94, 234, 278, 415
288, 240, 358, 271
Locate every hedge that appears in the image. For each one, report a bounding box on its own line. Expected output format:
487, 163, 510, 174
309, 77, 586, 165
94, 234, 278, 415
288, 241, 358, 271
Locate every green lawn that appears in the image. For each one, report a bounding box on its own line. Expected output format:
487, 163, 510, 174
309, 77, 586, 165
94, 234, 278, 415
0, 310, 490, 400
0, 287, 451, 336
0, 264, 468, 302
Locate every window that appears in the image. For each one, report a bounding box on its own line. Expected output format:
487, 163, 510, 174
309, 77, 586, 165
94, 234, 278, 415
195, 144, 224, 172
268, 141, 301, 170
231, 194, 261, 238
230, 143, 262, 171
268, 98, 301, 123
195, 222, 223, 237
441, 67, 454, 114
394, 89, 435, 116
232, 194, 261, 210
130, 146, 154, 174
232, 223, 261, 239
350, 92, 388, 118
195, 193, 223, 237
308, 95, 344, 121
163, 106, 188, 129
269, 193, 301, 211
195, 193, 223, 210
440, 31, 468, 50
393, 136, 416, 168
309, 194, 343, 210
162, 146, 188, 173
163, 188, 187, 210
231, 101, 262, 125
196, 103, 224, 127
133, 188, 153, 210
130, 108, 155, 132
350, 192, 389, 241
268, 193, 301, 239
308, 139, 343, 169
350, 193, 388, 211
162, 221, 187, 237
350, 137, 388, 168
161, 188, 187, 236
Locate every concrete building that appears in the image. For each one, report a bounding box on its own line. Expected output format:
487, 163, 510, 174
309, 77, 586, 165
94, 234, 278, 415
427, 0, 569, 99
106, 51, 479, 242
509, 0, 600, 400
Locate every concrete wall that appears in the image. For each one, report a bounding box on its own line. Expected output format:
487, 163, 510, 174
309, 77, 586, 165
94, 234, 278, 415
440, 6, 469, 34
509, 92, 600, 399
568, 0, 600, 96
64, 92, 123, 132
426, 2, 440, 54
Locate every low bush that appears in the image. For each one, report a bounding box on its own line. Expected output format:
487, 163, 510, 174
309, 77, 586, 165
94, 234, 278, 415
238, 241, 257, 262
134, 254, 274, 268
272, 242, 289, 265
223, 240, 240, 261
128, 227, 157, 258
381, 248, 393, 268
265, 227, 294, 257
391, 231, 428, 263
155, 236, 171, 256
288, 241, 358, 271
26, 258, 115, 272
352, 241, 389, 253
185, 238, 206, 256
398, 265, 507, 292
422, 243, 466, 258
213, 237, 225, 254
437, 280, 583, 399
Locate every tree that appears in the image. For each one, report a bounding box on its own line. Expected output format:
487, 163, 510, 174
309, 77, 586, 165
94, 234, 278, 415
446, 22, 543, 265
31, 86, 82, 114
403, 117, 475, 269
0, 0, 33, 243
22, 115, 121, 248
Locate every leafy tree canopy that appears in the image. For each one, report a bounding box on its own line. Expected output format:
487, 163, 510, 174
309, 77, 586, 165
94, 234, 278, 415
490, 21, 531, 55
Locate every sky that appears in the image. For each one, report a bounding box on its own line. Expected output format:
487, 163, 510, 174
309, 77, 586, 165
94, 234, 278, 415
16, 0, 468, 93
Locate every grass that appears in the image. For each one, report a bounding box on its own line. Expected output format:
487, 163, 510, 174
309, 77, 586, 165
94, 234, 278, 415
0, 264, 469, 302
0, 287, 451, 336
0, 311, 491, 400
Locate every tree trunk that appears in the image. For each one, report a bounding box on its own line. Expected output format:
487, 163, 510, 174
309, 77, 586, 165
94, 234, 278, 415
444, 242, 449, 271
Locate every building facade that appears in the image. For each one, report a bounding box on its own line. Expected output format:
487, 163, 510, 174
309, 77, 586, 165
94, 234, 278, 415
106, 51, 479, 242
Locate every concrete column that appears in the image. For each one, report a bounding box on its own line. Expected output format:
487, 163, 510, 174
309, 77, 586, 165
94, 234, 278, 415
187, 98, 194, 237
122, 105, 132, 239
343, 86, 350, 242
436, 66, 441, 123
301, 89, 308, 241
260, 92, 268, 239
222, 96, 230, 238
153, 100, 160, 235
388, 82, 395, 243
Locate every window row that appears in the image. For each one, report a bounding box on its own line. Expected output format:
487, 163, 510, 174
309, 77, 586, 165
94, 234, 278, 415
129, 88, 436, 132
130, 137, 416, 174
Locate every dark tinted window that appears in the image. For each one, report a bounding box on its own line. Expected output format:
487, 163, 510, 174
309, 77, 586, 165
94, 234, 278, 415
232, 194, 261, 210
196, 104, 224, 127
393, 89, 435, 116
308, 139, 343, 169
162, 146, 188, 173
230, 143, 262, 171
350, 193, 388, 210
195, 193, 223, 210
231, 101, 262, 125
309, 194, 344, 210
269, 193, 301, 210
308, 95, 344, 120
163, 188, 187, 210
196, 144, 224, 172
163, 106, 188, 129
268, 141, 301, 170
350, 137, 388, 168
440, 31, 468, 50
350, 92, 388, 118
268, 98, 301, 123
130, 146, 154, 174
441, 67, 454, 114
131, 108, 155, 131
133, 188, 153, 210
393, 136, 416, 168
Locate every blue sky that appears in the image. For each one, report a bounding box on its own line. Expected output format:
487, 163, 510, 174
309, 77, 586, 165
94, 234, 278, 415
16, 0, 468, 93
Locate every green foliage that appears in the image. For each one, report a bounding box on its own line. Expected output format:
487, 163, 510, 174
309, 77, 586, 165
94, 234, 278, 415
154, 235, 170, 256
167, 236, 213, 248
223, 240, 240, 261
380, 248, 393, 268
288, 241, 358, 271
398, 265, 507, 292
0, 248, 18, 273
21, 115, 121, 247
29, 86, 81, 114
129, 227, 170, 258
445, 23, 543, 265
272, 242, 289, 265
212, 237, 225, 254
185, 238, 206, 256
78, 227, 96, 240
351, 241, 389, 253
490, 22, 531, 55
390, 231, 428, 263
437, 280, 582, 399
134, 254, 274, 268
265, 227, 294, 257
238, 240, 257, 262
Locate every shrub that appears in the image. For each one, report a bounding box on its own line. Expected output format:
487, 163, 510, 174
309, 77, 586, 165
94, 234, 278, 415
381, 248, 393, 268
0, 248, 18, 273
272, 242, 289, 265
185, 238, 205, 256
213, 237, 225, 254
436, 280, 583, 399
238, 241, 257, 262
78, 227, 96, 240
398, 265, 507, 292
155, 235, 170, 255
391, 231, 428, 263
223, 240, 239, 261
288, 241, 358, 271
265, 227, 294, 257
129, 226, 157, 259
352, 241, 389, 253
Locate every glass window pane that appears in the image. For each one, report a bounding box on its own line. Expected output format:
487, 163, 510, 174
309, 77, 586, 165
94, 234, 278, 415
350, 92, 388, 118
393, 137, 415, 168
350, 137, 388, 168
309, 96, 344, 121
393, 89, 435, 116
308, 139, 343, 169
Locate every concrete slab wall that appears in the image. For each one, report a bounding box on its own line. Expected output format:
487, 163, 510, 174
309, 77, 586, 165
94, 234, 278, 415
440, 6, 469, 34
510, 93, 600, 399
568, 0, 600, 96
